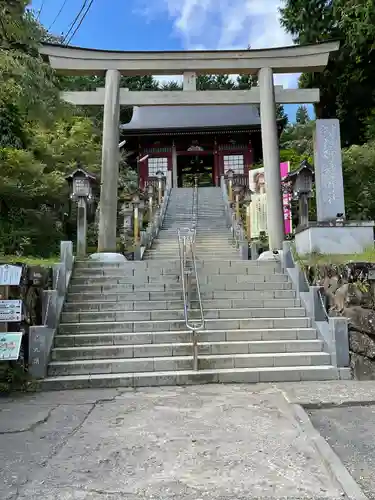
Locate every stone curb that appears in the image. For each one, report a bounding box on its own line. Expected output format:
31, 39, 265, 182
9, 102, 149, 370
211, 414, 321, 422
297, 400, 375, 410
288, 400, 368, 500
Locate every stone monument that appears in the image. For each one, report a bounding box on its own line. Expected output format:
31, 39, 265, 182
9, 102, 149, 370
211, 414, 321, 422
295, 119, 374, 255
314, 119, 345, 221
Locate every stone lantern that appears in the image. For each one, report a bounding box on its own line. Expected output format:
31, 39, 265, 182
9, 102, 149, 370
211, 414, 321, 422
243, 190, 254, 241
147, 183, 155, 222
226, 168, 234, 202
232, 184, 243, 221
285, 159, 314, 228
155, 170, 165, 206
65, 166, 96, 257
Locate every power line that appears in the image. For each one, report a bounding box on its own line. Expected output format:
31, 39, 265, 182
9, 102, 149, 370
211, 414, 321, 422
38, 0, 47, 20
48, 0, 69, 31
62, 0, 89, 44
65, 0, 95, 45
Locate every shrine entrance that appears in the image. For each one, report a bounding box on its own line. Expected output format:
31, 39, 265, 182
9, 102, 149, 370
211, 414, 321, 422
177, 152, 214, 187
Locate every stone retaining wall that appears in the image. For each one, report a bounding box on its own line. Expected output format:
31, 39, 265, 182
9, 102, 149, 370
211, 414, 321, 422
305, 261, 375, 379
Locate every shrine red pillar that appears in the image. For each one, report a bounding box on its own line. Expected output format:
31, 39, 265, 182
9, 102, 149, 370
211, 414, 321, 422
244, 141, 254, 179
217, 150, 224, 181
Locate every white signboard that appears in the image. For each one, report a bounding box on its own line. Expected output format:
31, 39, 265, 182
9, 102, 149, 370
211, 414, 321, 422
0, 265, 22, 286
0, 300, 22, 322
0, 333, 23, 361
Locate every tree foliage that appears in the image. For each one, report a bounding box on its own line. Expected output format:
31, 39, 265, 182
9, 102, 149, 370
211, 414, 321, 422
296, 105, 310, 125
279, 0, 375, 146
0, 3, 102, 256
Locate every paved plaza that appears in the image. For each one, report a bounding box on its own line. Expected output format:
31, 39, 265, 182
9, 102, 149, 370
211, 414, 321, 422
1, 381, 374, 499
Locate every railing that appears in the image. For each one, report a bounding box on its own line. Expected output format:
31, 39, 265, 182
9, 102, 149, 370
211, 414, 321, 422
137, 176, 172, 259
177, 182, 204, 371
220, 175, 248, 260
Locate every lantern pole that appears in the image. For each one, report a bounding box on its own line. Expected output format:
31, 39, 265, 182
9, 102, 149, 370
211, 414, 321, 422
244, 191, 253, 241
299, 194, 309, 227
77, 198, 87, 258
66, 167, 96, 258
132, 194, 140, 244
147, 184, 154, 222
233, 184, 242, 222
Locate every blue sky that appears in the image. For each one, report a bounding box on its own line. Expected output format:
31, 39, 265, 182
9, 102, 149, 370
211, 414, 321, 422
31, 0, 314, 122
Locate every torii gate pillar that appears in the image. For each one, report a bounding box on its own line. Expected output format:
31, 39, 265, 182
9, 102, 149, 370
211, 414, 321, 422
97, 69, 121, 253
259, 67, 285, 251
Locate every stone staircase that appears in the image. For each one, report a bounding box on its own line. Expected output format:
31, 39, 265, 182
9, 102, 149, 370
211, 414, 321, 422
145, 187, 239, 260
42, 187, 341, 390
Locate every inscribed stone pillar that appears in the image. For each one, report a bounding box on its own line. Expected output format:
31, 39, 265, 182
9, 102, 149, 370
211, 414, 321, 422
314, 119, 345, 221
258, 67, 284, 250
98, 69, 121, 252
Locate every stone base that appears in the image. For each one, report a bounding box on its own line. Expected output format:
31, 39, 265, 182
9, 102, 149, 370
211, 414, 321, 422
89, 252, 127, 262
295, 222, 374, 255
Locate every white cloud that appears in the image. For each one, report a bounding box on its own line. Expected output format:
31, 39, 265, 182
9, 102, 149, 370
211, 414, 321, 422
138, 0, 299, 88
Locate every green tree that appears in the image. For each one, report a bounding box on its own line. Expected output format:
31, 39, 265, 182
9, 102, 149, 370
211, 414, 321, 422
280, 120, 315, 156
0, 3, 103, 256
296, 105, 310, 125
279, 0, 375, 146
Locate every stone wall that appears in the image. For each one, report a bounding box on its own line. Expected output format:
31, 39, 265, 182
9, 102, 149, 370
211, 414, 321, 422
306, 261, 375, 379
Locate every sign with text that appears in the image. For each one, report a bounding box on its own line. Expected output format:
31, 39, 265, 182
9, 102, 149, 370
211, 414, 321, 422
0, 264, 22, 286
0, 333, 22, 361
0, 300, 22, 322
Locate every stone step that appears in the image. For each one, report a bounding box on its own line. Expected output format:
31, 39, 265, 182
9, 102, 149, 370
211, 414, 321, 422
74, 260, 280, 271
73, 265, 281, 277
40, 365, 339, 390
69, 273, 288, 286
146, 255, 241, 261
60, 307, 307, 324
48, 351, 331, 376
64, 298, 302, 312
51, 339, 324, 361
59, 316, 311, 334
68, 281, 293, 293
66, 289, 297, 303
54, 328, 318, 347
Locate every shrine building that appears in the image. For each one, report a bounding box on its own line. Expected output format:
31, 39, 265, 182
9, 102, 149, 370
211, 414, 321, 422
120, 104, 282, 189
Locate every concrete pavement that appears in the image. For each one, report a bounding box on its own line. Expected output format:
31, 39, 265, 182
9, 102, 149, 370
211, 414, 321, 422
1, 382, 373, 499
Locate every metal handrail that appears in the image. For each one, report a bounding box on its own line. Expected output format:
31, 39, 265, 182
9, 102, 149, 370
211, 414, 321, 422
177, 182, 205, 371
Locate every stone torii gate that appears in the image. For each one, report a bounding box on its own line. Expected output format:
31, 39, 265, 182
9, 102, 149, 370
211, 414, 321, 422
39, 41, 339, 254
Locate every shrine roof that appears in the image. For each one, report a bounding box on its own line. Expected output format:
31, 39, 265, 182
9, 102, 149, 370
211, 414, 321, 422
120, 105, 261, 132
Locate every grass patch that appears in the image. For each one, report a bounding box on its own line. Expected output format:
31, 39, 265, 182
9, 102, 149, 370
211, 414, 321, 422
0, 255, 59, 266
298, 247, 375, 266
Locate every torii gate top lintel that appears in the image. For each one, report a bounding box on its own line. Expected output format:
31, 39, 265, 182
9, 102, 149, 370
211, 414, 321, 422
39, 40, 339, 76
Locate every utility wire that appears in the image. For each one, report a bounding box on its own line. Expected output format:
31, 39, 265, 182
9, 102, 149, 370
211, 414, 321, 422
38, 0, 47, 20
65, 0, 95, 45
48, 0, 69, 31
62, 0, 89, 44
